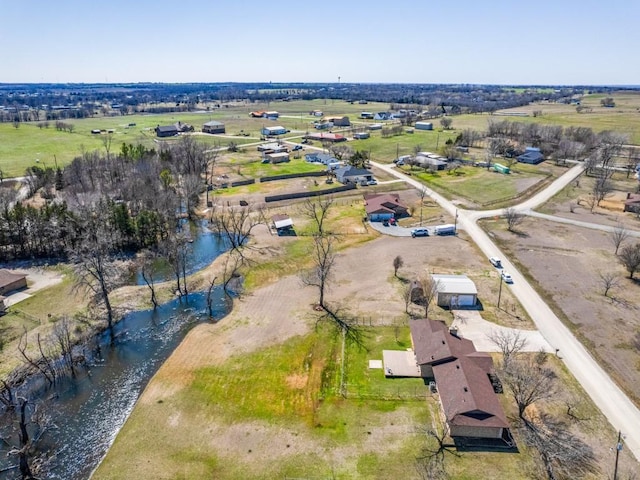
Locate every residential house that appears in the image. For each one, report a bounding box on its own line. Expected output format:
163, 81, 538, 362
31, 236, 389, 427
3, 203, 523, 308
315, 122, 333, 130
431, 274, 478, 308
155, 125, 179, 137
410, 319, 509, 440
414, 155, 447, 171
202, 120, 226, 134
517, 147, 544, 165
264, 111, 280, 119
364, 193, 408, 222
304, 132, 347, 143
374, 112, 391, 120
323, 116, 350, 127
353, 132, 370, 139
360, 112, 374, 119
257, 142, 288, 153
261, 126, 287, 136
305, 152, 340, 168
334, 165, 373, 185
0, 270, 27, 296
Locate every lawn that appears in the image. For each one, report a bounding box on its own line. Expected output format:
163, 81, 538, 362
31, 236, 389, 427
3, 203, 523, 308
400, 163, 553, 208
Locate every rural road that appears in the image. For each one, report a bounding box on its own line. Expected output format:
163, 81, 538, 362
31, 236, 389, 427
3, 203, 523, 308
372, 160, 640, 461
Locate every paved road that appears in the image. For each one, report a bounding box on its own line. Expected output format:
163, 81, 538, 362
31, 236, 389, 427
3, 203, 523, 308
371, 160, 640, 461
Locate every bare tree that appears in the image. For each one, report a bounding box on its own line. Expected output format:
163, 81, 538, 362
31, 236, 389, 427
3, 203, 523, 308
618, 243, 640, 279
419, 187, 428, 226
205, 275, 218, 318
439, 117, 452, 130
487, 329, 528, 368
592, 172, 613, 207
505, 207, 524, 232
402, 281, 413, 315
139, 251, 160, 309
418, 275, 441, 319
50, 317, 77, 378
210, 203, 265, 258
598, 271, 620, 297
70, 226, 120, 333
415, 415, 458, 480
519, 414, 598, 480
301, 235, 336, 309
610, 221, 629, 255
393, 255, 404, 278
501, 355, 556, 420
300, 197, 334, 236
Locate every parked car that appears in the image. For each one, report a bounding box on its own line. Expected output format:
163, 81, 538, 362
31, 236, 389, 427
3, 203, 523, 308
367, 179, 378, 185
382, 220, 390, 227
411, 228, 429, 237
501, 272, 513, 283
489, 257, 502, 268
292, 144, 303, 151
389, 217, 396, 225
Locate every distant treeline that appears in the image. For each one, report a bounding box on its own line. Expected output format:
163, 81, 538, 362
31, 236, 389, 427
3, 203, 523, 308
0, 82, 624, 124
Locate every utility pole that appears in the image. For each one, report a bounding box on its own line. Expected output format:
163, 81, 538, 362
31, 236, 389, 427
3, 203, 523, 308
454, 208, 458, 234
613, 430, 623, 480
497, 274, 504, 310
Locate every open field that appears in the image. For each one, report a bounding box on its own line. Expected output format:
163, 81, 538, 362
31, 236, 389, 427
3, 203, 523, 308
3, 92, 640, 177
451, 91, 640, 144
94, 220, 636, 479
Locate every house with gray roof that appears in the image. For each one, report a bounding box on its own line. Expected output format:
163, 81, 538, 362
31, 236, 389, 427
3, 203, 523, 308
334, 165, 373, 185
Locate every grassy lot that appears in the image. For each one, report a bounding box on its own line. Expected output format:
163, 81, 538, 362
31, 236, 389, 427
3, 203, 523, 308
398, 162, 554, 208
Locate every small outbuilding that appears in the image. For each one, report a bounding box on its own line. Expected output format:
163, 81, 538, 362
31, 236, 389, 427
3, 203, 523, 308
0, 270, 27, 296
202, 120, 226, 134
262, 126, 287, 136
272, 214, 294, 235
432, 274, 477, 308
265, 152, 290, 164
415, 121, 433, 131
353, 132, 370, 140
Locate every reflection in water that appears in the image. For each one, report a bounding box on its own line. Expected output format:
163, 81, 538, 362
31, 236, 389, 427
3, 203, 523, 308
135, 220, 231, 285
1, 291, 230, 480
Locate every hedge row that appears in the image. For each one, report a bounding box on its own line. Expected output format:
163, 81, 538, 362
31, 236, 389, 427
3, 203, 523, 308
260, 171, 327, 183
230, 179, 256, 187
265, 183, 356, 203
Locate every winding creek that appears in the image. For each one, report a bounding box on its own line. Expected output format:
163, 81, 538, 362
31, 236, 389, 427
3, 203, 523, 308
0, 222, 232, 480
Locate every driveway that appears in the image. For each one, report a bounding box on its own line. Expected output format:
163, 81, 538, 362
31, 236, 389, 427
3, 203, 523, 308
3, 268, 64, 307
368, 221, 418, 237
451, 310, 551, 353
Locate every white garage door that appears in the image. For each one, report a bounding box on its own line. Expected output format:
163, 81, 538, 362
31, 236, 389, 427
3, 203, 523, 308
456, 295, 476, 306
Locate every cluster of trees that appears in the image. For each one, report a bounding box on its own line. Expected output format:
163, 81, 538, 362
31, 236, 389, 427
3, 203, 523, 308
53, 121, 75, 133
0, 136, 213, 262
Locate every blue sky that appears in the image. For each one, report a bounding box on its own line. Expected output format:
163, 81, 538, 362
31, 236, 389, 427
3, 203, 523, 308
0, 0, 637, 85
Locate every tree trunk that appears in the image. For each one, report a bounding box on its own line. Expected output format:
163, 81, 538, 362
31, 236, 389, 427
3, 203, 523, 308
18, 399, 33, 480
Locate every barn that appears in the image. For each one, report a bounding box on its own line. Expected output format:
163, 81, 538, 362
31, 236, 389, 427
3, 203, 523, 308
432, 274, 477, 308
415, 121, 433, 131
202, 121, 225, 134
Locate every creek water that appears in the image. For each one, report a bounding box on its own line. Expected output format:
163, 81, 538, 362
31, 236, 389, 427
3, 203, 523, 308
0, 222, 233, 479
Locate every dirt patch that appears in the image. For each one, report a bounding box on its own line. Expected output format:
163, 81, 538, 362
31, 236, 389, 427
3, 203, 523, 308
286, 373, 308, 389
493, 216, 640, 405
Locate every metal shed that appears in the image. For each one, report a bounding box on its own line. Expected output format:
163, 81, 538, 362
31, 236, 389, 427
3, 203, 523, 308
432, 274, 478, 308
